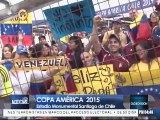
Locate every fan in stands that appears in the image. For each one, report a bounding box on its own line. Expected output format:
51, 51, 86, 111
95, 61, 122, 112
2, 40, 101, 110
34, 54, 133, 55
155, 0, 160, 11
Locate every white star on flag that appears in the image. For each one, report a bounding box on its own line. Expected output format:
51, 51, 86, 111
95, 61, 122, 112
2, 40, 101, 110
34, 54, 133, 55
145, 89, 148, 91
150, 88, 153, 91
137, 92, 140, 95
7, 25, 10, 28
140, 90, 144, 93
15, 25, 18, 27
155, 89, 158, 92
3, 32, 6, 34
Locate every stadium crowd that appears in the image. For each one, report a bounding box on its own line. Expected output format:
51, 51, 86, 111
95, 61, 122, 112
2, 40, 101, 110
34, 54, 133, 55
0, 8, 160, 120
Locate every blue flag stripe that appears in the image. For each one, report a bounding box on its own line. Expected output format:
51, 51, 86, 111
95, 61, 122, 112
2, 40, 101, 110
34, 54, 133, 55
1, 24, 32, 35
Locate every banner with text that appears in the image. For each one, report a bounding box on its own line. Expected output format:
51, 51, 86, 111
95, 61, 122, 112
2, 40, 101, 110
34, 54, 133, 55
5, 56, 67, 71
33, 95, 124, 109
115, 69, 160, 86
54, 65, 116, 95
96, 0, 155, 17
43, 0, 95, 39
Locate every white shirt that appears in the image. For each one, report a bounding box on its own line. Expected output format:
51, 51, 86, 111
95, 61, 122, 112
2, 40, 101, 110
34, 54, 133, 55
9, 70, 51, 95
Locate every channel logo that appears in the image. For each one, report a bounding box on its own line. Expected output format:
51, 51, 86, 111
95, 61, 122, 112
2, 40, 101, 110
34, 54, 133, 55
130, 95, 148, 110
11, 95, 29, 109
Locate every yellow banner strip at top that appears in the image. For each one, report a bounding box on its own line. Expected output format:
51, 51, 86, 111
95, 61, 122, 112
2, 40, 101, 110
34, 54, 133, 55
4, 11, 32, 24
10, 56, 67, 71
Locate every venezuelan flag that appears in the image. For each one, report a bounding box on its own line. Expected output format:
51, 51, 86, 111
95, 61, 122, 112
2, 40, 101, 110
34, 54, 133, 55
1, 13, 32, 46
29, 79, 53, 94
60, 35, 72, 47
129, 13, 151, 44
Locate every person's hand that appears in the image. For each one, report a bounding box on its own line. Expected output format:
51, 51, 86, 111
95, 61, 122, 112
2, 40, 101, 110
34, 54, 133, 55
112, 83, 118, 89
64, 54, 72, 69
0, 59, 10, 64
46, 84, 57, 94
0, 60, 5, 64
64, 54, 71, 61
93, 15, 102, 26
18, 32, 24, 41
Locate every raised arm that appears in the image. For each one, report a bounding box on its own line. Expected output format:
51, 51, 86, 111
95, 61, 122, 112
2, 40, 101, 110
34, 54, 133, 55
121, 34, 128, 48
102, 31, 109, 46
84, 40, 92, 52
90, 16, 102, 55
14, 32, 24, 59
30, 68, 63, 82
17, 32, 24, 45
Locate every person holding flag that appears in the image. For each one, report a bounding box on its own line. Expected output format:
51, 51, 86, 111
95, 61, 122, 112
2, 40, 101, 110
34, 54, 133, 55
129, 8, 152, 44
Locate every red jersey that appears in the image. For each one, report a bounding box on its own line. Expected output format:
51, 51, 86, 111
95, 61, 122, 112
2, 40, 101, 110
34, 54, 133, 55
97, 48, 129, 72
153, 46, 160, 57
123, 44, 138, 66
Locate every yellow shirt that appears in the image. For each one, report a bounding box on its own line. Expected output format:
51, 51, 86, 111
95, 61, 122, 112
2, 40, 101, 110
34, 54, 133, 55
0, 65, 13, 97
102, 30, 127, 47
129, 58, 160, 72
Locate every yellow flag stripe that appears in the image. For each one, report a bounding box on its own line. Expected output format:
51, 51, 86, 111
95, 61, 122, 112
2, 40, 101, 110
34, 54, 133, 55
4, 13, 32, 24
130, 13, 143, 29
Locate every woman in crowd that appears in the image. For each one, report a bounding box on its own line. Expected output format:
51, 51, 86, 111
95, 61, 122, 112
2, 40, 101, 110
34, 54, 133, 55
31, 43, 50, 58
65, 36, 84, 69
150, 11, 160, 42
1, 44, 14, 60
149, 11, 160, 57
1, 44, 14, 70
43, 43, 50, 57
50, 44, 59, 56
129, 40, 160, 71
50, 41, 64, 56
90, 16, 129, 72
150, 11, 159, 31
